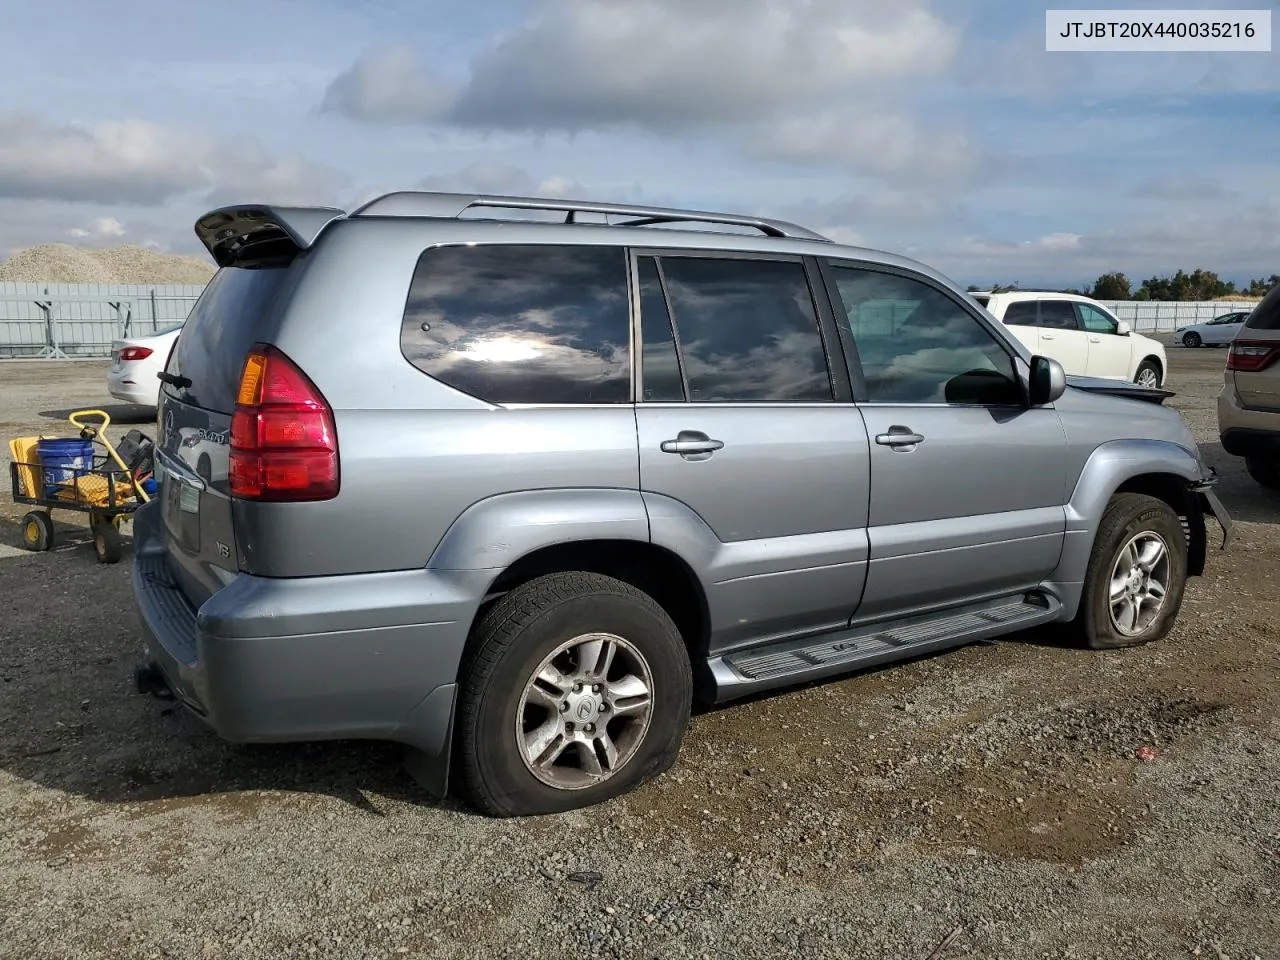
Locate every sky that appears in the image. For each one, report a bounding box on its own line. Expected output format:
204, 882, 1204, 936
0, 0, 1276, 288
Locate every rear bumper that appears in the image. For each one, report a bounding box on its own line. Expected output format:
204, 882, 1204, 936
1220, 427, 1280, 459
1218, 386, 1280, 457
107, 369, 158, 406
129, 501, 485, 793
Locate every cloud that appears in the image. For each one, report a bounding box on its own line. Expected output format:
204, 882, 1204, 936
418, 161, 582, 199
0, 114, 208, 205
69, 217, 126, 239
756, 111, 978, 180
449, 0, 959, 130
322, 2, 960, 130
320, 2, 969, 183
0, 112, 347, 211
320, 43, 458, 124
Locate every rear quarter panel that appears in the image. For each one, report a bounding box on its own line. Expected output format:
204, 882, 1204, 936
242, 219, 642, 577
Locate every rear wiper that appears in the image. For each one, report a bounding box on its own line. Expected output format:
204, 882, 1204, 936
157, 371, 192, 389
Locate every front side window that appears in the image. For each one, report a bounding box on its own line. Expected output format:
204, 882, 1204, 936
1037, 301, 1079, 330
401, 244, 631, 404
827, 264, 1022, 406
657, 256, 832, 402
1077, 303, 1119, 334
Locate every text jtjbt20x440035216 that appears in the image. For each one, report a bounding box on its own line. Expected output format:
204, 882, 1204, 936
131, 190, 1233, 817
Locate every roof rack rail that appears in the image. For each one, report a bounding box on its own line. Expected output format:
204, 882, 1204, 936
347, 191, 829, 242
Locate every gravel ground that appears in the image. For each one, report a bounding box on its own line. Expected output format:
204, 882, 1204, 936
0, 348, 1277, 960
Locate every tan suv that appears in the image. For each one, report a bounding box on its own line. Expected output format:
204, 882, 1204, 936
1219, 283, 1280, 489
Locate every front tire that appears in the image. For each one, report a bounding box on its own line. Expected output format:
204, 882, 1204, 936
1068, 493, 1187, 650
1134, 360, 1162, 388
1245, 457, 1280, 490
456, 572, 692, 817
1064, 496, 1182, 655
1182, 332, 1202, 348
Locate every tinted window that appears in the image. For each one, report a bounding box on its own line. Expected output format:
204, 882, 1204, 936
658, 257, 831, 402
1076, 303, 1118, 334
1038, 301, 1079, 330
971, 294, 991, 307
1003, 301, 1038, 326
637, 257, 685, 401
401, 244, 631, 404
165, 266, 291, 414
1245, 287, 1280, 329
828, 265, 1021, 406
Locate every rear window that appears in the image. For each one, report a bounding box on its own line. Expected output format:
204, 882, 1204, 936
1244, 284, 1280, 330
164, 266, 291, 413
401, 244, 631, 404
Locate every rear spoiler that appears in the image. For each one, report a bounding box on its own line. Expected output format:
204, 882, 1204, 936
194, 205, 347, 267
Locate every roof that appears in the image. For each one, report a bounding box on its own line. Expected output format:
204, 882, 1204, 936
972, 290, 1103, 304
190, 190, 961, 292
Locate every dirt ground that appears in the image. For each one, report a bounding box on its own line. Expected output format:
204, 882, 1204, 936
0, 348, 1277, 960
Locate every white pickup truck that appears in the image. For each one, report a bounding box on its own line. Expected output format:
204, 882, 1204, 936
971, 291, 1167, 388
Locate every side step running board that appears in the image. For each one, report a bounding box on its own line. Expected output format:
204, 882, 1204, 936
709, 593, 1062, 702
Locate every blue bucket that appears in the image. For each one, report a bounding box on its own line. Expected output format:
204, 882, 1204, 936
38, 437, 94, 488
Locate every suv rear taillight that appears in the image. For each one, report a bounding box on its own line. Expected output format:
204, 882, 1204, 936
119, 346, 153, 361
1226, 340, 1280, 373
229, 344, 339, 501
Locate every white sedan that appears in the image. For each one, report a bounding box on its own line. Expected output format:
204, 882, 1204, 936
1173, 311, 1251, 348
107, 324, 183, 408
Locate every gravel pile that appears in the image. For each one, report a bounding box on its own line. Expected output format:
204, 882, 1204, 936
0, 243, 215, 285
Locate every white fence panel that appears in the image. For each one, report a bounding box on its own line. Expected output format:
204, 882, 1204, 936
1095, 300, 1259, 334
0, 282, 206, 358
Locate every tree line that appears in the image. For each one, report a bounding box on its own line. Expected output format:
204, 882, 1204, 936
969, 271, 1279, 301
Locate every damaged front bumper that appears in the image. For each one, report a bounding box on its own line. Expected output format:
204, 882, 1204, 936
1189, 467, 1233, 550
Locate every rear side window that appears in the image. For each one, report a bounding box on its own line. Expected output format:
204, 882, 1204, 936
164, 266, 291, 414
656, 256, 832, 402
401, 244, 631, 404
636, 257, 685, 402
1037, 301, 1079, 330
1002, 301, 1038, 325
1244, 285, 1280, 330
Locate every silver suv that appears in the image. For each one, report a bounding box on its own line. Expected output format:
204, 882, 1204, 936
132, 191, 1233, 817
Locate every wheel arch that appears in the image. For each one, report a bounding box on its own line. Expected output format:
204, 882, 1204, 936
1137, 354, 1165, 384
1045, 440, 1208, 616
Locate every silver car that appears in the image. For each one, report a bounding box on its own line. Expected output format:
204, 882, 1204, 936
131, 191, 1233, 817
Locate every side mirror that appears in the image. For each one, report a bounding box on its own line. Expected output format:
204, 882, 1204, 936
1116, 320, 1132, 336
1028, 355, 1067, 406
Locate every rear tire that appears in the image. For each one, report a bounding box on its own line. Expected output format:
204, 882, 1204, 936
92, 522, 123, 564
1182, 332, 1202, 348
21, 511, 53, 552
1067, 493, 1187, 650
1245, 457, 1280, 490
456, 572, 692, 817
1134, 360, 1162, 388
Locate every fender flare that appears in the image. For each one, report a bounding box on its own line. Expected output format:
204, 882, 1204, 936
1047, 439, 1206, 602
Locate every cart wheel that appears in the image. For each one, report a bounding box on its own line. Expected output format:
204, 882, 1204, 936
93, 522, 123, 564
21, 511, 54, 552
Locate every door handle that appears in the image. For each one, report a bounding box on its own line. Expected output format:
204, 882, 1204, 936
661, 431, 724, 458
875, 427, 925, 448
1089, 336, 1101, 343
1041, 334, 1056, 341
